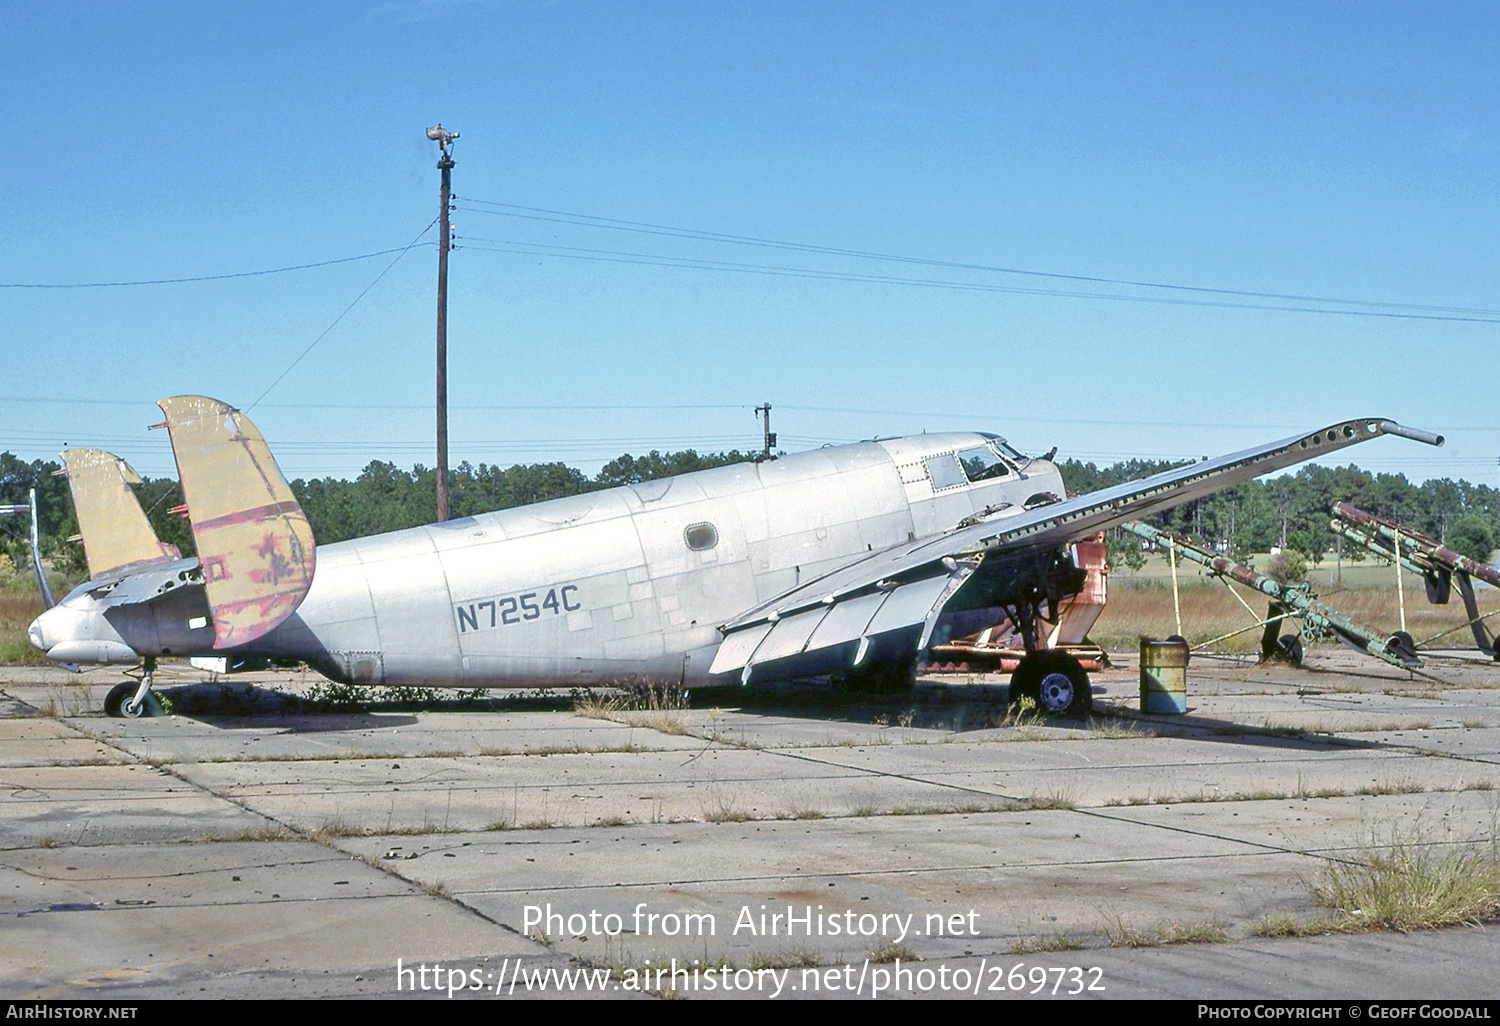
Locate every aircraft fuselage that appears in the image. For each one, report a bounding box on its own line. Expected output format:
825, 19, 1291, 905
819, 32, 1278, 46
243, 432, 1063, 687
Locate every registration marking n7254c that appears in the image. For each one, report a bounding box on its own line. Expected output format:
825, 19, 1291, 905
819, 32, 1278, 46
455, 585, 581, 633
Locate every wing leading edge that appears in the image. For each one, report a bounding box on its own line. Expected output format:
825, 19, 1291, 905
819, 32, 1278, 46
711, 418, 1442, 680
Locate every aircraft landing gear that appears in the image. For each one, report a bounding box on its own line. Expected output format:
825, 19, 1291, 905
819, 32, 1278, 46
1275, 635, 1304, 667
1009, 651, 1092, 717
104, 658, 164, 718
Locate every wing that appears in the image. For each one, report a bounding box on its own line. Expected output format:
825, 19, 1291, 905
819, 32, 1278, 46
711, 417, 1442, 681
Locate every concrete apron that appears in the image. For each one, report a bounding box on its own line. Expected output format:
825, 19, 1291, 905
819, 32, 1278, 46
2, 652, 1498, 999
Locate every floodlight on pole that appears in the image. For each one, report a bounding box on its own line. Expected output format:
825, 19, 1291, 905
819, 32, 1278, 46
426, 124, 459, 156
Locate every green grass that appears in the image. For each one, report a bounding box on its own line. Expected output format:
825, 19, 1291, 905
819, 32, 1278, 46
1312, 839, 1500, 931
0, 590, 54, 665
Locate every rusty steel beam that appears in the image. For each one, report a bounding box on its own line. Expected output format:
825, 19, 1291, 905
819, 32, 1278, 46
1333, 502, 1500, 588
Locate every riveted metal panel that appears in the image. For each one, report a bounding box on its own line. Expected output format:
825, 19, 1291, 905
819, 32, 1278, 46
748, 606, 831, 665
864, 574, 955, 637
803, 591, 887, 652
708, 621, 774, 675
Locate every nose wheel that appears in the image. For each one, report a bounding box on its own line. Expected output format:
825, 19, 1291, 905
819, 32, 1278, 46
103, 658, 164, 718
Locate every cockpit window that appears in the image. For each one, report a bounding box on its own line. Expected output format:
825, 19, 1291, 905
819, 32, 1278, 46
924, 454, 966, 490
957, 445, 1016, 483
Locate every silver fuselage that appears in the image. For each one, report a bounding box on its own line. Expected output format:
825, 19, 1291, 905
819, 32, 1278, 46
244, 433, 1064, 687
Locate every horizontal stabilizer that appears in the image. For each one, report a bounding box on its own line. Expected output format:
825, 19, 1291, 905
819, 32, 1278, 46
61, 449, 181, 577
157, 396, 315, 649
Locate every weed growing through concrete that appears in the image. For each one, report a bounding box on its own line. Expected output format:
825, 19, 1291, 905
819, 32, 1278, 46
779, 807, 827, 820
1156, 916, 1230, 945
1311, 837, 1500, 931
205, 823, 297, 842
573, 682, 690, 734
1099, 911, 1157, 948
867, 941, 918, 963
703, 788, 752, 823
748, 949, 820, 970
1009, 931, 1086, 955
419, 879, 453, 899
1087, 715, 1156, 739
314, 816, 451, 839
1101, 779, 1499, 807
1101, 913, 1228, 948
1248, 911, 1339, 939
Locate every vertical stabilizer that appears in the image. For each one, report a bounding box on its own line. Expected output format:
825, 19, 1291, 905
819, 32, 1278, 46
61, 449, 181, 578
156, 396, 315, 649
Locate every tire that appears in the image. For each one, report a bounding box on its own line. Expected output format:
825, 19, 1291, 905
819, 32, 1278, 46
1009, 652, 1092, 717
1387, 630, 1418, 662
1276, 634, 1304, 667
104, 682, 163, 718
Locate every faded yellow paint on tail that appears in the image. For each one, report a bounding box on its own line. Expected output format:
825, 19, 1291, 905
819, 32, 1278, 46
156, 396, 315, 649
61, 449, 181, 578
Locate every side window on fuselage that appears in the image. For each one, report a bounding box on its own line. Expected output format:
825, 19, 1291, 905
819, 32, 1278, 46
924, 454, 966, 490
684, 522, 719, 551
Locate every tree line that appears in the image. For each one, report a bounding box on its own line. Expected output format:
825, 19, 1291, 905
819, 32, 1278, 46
3, 447, 1495, 590
1059, 458, 1499, 569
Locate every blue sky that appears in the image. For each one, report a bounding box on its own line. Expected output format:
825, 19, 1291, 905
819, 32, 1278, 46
2, 2, 1496, 488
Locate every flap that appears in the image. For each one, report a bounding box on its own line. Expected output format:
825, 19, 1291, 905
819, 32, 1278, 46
712, 566, 971, 678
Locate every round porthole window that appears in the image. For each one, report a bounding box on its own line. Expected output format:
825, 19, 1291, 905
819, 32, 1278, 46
684, 522, 718, 551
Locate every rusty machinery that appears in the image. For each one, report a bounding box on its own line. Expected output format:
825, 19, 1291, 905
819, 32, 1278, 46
1332, 502, 1499, 661
1117, 521, 1425, 673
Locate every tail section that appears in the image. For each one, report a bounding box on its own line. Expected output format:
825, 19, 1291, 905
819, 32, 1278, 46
156, 396, 315, 649
60, 449, 181, 578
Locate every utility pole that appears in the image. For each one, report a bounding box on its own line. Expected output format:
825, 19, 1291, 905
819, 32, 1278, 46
754, 403, 777, 462
427, 124, 458, 522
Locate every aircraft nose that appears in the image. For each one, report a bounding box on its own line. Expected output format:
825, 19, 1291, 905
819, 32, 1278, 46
28, 612, 48, 652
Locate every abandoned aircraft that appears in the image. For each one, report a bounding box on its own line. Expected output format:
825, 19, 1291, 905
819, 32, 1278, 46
27, 397, 1442, 717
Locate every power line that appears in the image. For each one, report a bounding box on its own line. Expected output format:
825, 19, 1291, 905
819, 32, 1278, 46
0, 245, 435, 289
0, 396, 750, 412
457, 238, 1500, 325
7, 395, 1500, 432
245, 219, 439, 412
456, 198, 1500, 319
